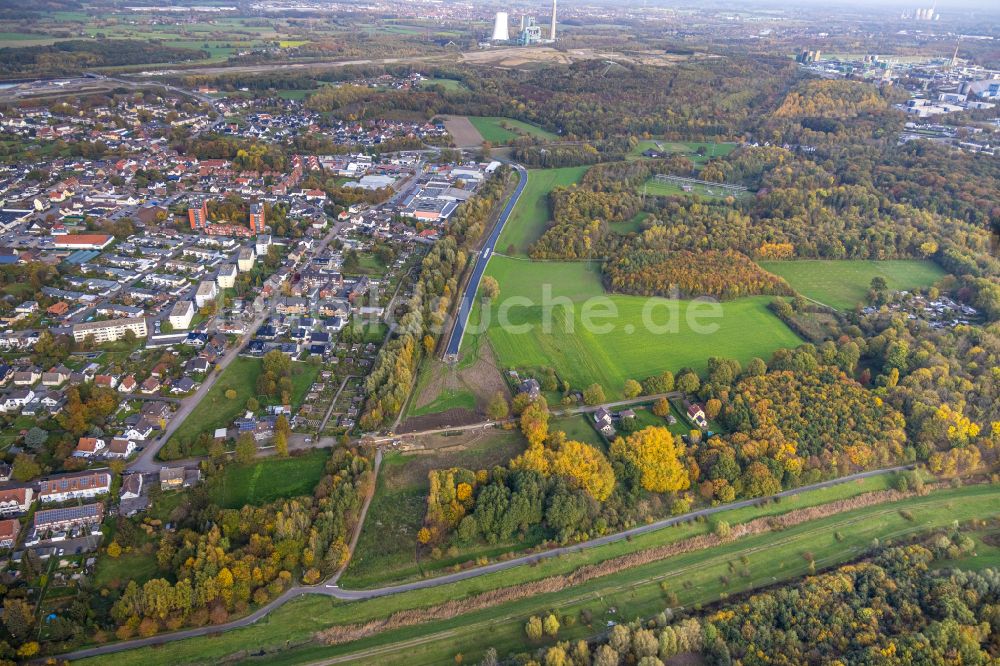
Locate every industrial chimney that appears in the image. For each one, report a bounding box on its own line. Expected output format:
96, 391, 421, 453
550, 0, 557, 41
492, 12, 510, 42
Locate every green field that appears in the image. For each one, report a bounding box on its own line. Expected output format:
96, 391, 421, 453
86, 477, 1000, 666
496, 166, 589, 256
548, 414, 604, 448
759, 259, 947, 310
464, 256, 801, 397
210, 449, 329, 509
417, 78, 469, 92
640, 176, 749, 200
629, 139, 737, 165
467, 116, 558, 145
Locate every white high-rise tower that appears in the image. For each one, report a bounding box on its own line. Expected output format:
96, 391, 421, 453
492, 12, 510, 42
550, 0, 557, 41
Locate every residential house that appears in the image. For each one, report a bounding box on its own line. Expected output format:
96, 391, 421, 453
170, 377, 197, 394
195, 280, 219, 308
38, 470, 112, 503
216, 263, 238, 289
518, 378, 541, 400
0, 518, 19, 549
686, 403, 708, 429
593, 407, 615, 437
168, 300, 195, 330
72, 316, 147, 344
73, 437, 106, 458
105, 438, 136, 458
33, 502, 104, 533
0, 487, 33, 515
41, 366, 71, 386
159, 467, 185, 490
13, 369, 40, 386
1, 389, 35, 413
140, 377, 160, 395
120, 473, 143, 500
94, 374, 119, 390
237, 247, 256, 272
118, 375, 137, 393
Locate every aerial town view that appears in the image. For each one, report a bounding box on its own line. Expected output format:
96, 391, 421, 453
0, 0, 997, 664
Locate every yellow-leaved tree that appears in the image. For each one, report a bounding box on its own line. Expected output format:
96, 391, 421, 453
548, 440, 615, 501
611, 426, 690, 494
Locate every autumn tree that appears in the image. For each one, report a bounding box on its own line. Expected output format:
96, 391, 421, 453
611, 427, 690, 493
652, 398, 671, 418
623, 379, 643, 399
520, 397, 550, 447
481, 275, 500, 300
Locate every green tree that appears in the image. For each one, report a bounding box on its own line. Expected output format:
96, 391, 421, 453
486, 392, 509, 420
235, 433, 257, 464
583, 383, 606, 406
11, 453, 41, 482
2, 598, 34, 640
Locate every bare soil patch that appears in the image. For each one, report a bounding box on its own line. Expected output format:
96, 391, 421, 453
399, 407, 481, 433
439, 115, 483, 148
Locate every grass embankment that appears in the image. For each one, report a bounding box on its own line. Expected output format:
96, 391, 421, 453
760, 259, 946, 310
87, 479, 1000, 666
466, 256, 801, 398
495, 166, 588, 256
467, 117, 558, 145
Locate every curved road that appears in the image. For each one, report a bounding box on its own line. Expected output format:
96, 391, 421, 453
444, 164, 528, 357
56, 464, 909, 661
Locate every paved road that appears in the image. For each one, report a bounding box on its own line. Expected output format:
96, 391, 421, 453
444, 164, 528, 357
55, 464, 909, 662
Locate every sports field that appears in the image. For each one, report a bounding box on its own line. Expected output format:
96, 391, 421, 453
760, 259, 946, 310
467, 116, 558, 144
495, 166, 589, 255
464, 257, 801, 397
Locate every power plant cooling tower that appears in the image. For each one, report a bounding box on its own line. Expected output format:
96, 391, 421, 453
492, 12, 510, 42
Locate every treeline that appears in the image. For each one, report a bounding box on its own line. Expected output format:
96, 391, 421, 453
360, 168, 511, 428
604, 248, 794, 300
568, 542, 993, 666
0, 40, 207, 77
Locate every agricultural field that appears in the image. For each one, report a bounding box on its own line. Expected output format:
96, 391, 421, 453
467, 116, 558, 145
495, 166, 589, 256
759, 259, 947, 310
341, 430, 529, 588
209, 449, 330, 509
464, 256, 802, 398
89, 474, 998, 666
